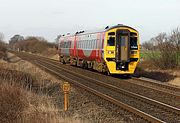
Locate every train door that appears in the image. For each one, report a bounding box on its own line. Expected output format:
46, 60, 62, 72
116, 30, 130, 62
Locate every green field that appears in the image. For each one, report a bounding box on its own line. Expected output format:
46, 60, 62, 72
140, 51, 180, 63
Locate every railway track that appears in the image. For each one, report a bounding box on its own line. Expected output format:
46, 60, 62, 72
13, 51, 180, 123
131, 77, 180, 95
23, 53, 180, 108
19, 52, 180, 97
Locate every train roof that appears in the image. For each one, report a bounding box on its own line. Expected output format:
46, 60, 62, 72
61, 24, 137, 37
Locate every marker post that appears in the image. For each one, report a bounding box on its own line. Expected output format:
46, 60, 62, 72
63, 82, 70, 111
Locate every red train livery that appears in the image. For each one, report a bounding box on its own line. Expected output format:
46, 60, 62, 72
58, 24, 140, 75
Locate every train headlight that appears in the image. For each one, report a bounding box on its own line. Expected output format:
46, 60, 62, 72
108, 51, 114, 54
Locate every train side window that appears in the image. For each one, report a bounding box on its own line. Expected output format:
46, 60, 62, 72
83, 40, 85, 49
107, 37, 115, 46
93, 40, 95, 49
88, 40, 89, 49
89, 40, 91, 49
84, 40, 85, 49
81, 40, 83, 49
92, 40, 94, 49
95, 39, 97, 49
91, 40, 93, 49
86, 40, 87, 49
94, 39, 96, 48
87, 40, 88, 49
85, 40, 86, 49
79, 41, 82, 48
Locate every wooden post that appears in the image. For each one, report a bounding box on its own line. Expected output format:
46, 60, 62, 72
63, 82, 70, 111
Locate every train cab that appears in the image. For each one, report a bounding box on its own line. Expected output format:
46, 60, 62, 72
104, 25, 140, 74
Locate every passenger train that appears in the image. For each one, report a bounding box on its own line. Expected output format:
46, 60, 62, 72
58, 24, 140, 75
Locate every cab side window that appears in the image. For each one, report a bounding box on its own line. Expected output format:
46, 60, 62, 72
107, 37, 115, 46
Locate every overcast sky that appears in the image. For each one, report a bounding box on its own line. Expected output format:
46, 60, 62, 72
0, 0, 180, 43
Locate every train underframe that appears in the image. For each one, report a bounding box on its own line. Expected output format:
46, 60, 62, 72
59, 55, 136, 76
59, 55, 110, 74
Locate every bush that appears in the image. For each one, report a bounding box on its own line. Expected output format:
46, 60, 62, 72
150, 43, 179, 69
147, 29, 180, 69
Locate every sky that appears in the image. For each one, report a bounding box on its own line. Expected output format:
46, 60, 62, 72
0, 0, 180, 43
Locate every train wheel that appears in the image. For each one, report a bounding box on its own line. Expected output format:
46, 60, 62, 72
60, 56, 66, 64
83, 61, 88, 69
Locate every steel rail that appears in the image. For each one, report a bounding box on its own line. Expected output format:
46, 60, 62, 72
132, 77, 180, 93
14, 52, 180, 122
34, 60, 165, 123
38, 59, 180, 115
26, 53, 180, 98
25, 52, 180, 94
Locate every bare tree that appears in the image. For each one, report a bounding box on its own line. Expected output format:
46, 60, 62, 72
142, 41, 153, 50
55, 35, 61, 44
149, 31, 179, 69
9, 35, 24, 50
169, 28, 180, 51
0, 32, 4, 42
9, 35, 24, 44
0, 33, 7, 58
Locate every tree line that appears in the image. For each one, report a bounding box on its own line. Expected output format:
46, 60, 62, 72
9, 35, 56, 54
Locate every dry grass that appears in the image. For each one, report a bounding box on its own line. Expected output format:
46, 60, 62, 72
0, 80, 65, 123
0, 57, 83, 123
41, 48, 58, 58
135, 60, 180, 83
0, 68, 62, 123
0, 58, 62, 123
0, 82, 28, 123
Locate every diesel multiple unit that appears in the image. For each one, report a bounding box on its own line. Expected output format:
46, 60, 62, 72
58, 24, 140, 75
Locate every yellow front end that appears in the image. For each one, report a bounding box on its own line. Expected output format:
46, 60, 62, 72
104, 27, 140, 74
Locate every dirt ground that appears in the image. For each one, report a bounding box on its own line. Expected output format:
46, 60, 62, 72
168, 77, 180, 86
137, 60, 180, 87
